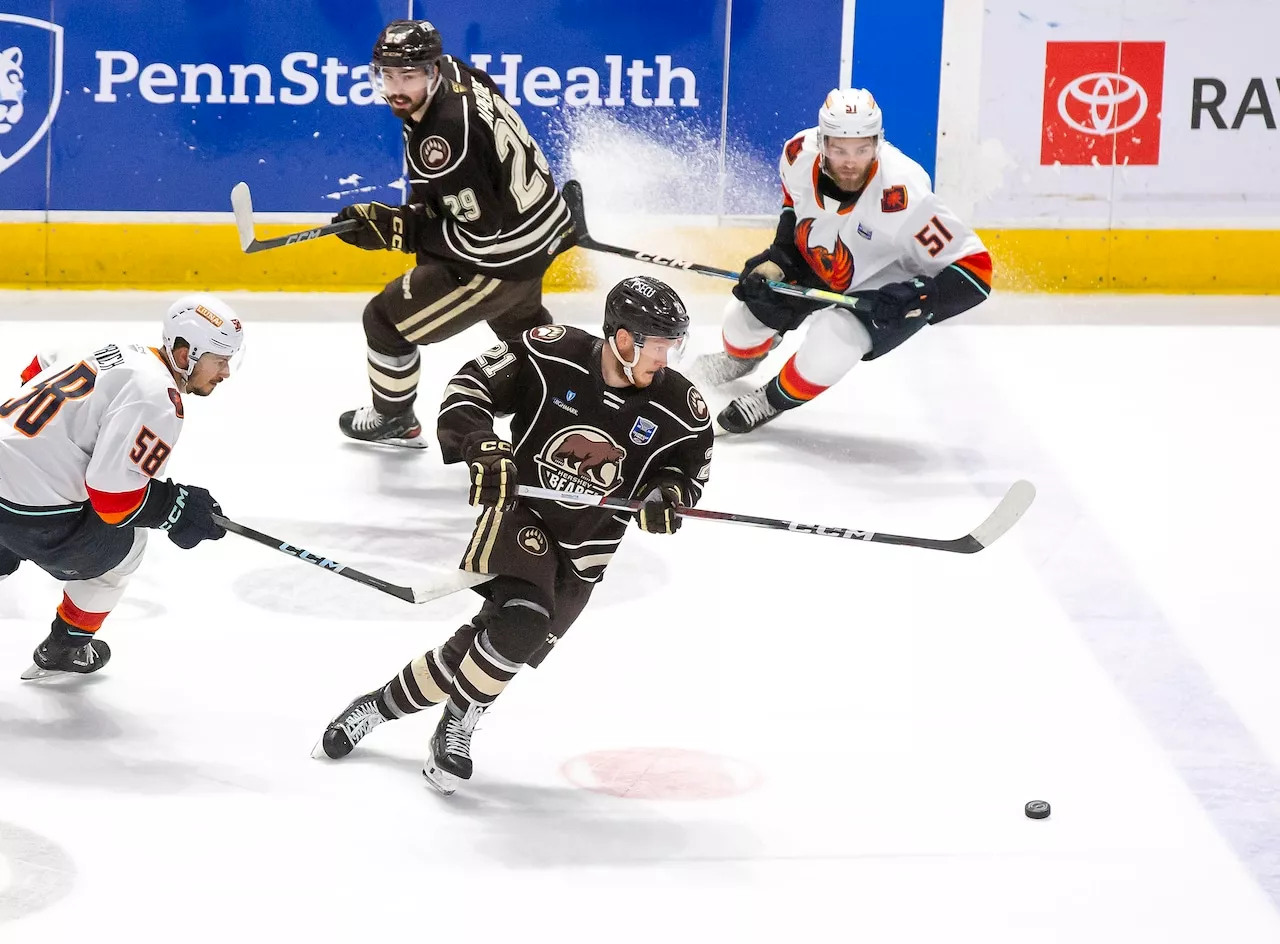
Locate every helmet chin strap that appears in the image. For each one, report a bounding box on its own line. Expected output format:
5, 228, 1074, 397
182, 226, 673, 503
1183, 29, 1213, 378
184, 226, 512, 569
608, 335, 641, 385
161, 345, 194, 387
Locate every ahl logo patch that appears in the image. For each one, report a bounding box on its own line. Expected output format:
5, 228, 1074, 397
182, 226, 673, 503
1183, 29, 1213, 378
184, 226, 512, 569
420, 134, 451, 170
629, 416, 657, 445
0, 15, 64, 176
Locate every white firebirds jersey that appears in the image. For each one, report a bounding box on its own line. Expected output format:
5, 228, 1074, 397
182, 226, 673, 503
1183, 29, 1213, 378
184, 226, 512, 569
0, 343, 183, 522
779, 129, 989, 293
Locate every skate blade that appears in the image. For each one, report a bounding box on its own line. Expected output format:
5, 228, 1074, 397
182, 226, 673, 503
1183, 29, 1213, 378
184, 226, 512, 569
422, 761, 458, 797
310, 736, 330, 760
21, 663, 68, 681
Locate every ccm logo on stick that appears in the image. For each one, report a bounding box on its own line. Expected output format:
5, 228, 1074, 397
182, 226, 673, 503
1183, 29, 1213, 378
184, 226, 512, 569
788, 523, 874, 540
277, 543, 346, 571
636, 252, 692, 268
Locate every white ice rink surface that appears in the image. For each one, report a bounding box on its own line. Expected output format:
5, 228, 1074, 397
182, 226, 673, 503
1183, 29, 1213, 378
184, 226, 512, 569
2, 290, 1279, 942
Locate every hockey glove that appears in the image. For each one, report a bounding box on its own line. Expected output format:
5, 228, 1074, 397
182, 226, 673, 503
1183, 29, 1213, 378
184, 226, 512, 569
130, 479, 227, 550
635, 479, 685, 535
333, 202, 419, 252
855, 276, 937, 329
463, 434, 519, 511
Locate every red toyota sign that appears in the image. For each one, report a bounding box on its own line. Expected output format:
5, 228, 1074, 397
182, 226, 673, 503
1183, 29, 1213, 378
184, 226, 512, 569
1040, 41, 1166, 166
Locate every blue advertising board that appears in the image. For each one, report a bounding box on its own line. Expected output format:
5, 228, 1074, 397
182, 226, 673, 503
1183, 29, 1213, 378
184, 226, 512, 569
0, 1, 942, 218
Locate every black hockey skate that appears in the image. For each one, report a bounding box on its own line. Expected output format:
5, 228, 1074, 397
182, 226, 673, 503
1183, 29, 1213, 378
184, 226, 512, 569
21, 634, 111, 680
688, 350, 766, 387
338, 405, 427, 449
314, 688, 390, 759
423, 703, 484, 796
717, 385, 782, 434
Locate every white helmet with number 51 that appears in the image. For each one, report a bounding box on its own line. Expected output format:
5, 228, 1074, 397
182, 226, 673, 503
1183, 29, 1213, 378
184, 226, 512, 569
818, 88, 883, 144
162, 293, 245, 381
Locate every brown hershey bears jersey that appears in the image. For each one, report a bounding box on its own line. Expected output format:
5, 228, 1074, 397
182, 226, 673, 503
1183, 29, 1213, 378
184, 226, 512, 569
404, 57, 574, 282
438, 325, 714, 582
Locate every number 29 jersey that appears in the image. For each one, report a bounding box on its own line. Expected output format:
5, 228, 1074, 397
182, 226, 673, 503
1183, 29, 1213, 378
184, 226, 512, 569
0, 344, 183, 522
404, 57, 574, 282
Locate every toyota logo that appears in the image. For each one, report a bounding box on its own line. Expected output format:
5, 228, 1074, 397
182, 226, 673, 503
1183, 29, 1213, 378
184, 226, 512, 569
1057, 71, 1148, 136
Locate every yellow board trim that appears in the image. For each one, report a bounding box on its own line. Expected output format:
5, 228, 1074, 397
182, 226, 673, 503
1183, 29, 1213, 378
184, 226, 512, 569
0, 222, 1274, 293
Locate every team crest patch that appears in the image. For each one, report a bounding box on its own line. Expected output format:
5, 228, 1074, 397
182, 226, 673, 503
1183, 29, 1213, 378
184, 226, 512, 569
629, 416, 657, 445
536, 426, 627, 495
687, 387, 708, 421
530, 324, 566, 342
420, 135, 451, 170
517, 526, 549, 556
881, 185, 908, 213
168, 388, 184, 419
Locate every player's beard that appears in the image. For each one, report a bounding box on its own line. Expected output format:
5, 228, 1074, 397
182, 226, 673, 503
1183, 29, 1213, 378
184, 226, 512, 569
388, 92, 427, 120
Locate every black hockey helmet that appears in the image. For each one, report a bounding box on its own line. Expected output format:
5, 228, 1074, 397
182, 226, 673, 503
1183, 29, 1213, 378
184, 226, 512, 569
372, 20, 443, 70
602, 276, 689, 345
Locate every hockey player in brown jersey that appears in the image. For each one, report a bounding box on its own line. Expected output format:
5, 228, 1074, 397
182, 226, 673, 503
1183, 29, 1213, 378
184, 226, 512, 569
332, 20, 577, 449
316, 276, 714, 795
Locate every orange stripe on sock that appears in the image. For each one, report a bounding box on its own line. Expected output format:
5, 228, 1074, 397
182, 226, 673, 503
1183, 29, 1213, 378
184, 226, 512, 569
57, 593, 109, 633
777, 356, 828, 402
723, 333, 775, 360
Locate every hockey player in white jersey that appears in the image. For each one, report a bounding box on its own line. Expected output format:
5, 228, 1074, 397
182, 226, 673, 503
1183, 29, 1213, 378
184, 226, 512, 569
691, 88, 994, 433
0, 294, 243, 678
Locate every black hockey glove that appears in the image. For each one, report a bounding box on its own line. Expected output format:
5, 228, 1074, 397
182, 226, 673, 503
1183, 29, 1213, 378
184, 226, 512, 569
635, 479, 685, 535
462, 434, 519, 511
333, 202, 420, 252
130, 479, 227, 550
855, 276, 937, 329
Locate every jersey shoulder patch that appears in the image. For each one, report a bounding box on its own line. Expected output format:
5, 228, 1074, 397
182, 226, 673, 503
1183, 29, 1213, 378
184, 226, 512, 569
409, 86, 472, 180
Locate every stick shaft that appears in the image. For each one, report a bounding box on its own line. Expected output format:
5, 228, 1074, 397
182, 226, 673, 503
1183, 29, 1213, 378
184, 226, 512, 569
516, 482, 1034, 555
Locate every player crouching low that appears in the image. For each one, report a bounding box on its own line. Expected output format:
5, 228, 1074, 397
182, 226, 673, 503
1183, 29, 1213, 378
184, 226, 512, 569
0, 295, 243, 678
315, 276, 714, 795
691, 88, 993, 433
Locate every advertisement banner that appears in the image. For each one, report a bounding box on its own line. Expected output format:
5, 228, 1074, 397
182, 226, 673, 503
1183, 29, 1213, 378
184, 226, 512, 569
976, 0, 1280, 227
0, 0, 855, 218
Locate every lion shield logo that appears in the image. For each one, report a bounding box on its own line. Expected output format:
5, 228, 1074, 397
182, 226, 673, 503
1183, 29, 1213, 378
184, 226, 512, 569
0, 16, 63, 176
535, 426, 627, 498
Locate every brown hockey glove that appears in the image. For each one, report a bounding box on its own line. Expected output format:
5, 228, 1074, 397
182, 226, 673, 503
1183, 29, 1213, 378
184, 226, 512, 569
463, 435, 519, 510
332, 202, 419, 252
635, 479, 685, 534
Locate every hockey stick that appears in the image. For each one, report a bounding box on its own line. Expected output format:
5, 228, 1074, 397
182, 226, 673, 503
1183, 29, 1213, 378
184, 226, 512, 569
230, 182, 360, 253
212, 514, 492, 603
517, 481, 1036, 554
561, 179, 876, 315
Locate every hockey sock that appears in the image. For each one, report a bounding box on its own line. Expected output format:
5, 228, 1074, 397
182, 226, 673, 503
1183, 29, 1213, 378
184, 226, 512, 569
366, 348, 420, 417
767, 355, 829, 411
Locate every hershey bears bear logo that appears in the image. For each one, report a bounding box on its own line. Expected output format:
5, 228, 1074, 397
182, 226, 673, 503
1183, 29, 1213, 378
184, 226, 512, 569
420, 135, 451, 170
535, 426, 627, 495
517, 526, 549, 556
530, 324, 566, 342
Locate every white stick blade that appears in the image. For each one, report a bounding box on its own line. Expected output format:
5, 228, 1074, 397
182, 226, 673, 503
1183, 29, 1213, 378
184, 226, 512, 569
411, 571, 493, 604
969, 479, 1037, 549
230, 182, 256, 251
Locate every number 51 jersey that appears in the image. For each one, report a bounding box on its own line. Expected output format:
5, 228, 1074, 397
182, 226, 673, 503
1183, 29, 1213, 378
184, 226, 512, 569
0, 344, 183, 522
780, 131, 990, 293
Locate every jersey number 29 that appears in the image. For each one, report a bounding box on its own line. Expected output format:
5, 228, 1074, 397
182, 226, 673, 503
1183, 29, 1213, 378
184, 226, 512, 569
492, 95, 550, 213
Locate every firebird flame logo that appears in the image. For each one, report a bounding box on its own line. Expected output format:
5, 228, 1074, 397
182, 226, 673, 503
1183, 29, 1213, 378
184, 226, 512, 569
794, 217, 854, 292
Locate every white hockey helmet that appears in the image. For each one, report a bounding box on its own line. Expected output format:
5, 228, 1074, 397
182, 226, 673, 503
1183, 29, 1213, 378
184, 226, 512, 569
818, 88, 883, 143
162, 293, 245, 381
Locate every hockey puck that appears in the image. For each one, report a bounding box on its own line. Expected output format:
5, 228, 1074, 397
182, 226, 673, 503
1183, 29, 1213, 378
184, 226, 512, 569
1024, 800, 1051, 819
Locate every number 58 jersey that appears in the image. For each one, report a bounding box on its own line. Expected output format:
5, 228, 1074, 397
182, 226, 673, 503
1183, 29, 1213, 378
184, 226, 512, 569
0, 344, 183, 522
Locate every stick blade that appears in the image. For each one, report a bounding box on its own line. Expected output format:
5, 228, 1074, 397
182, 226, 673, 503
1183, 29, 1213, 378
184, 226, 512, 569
968, 479, 1037, 550
410, 571, 494, 604
230, 182, 256, 252
561, 179, 589, 240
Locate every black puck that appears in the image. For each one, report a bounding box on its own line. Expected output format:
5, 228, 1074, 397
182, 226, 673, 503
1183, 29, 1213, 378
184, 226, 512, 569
1025, 800, 1051, 819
